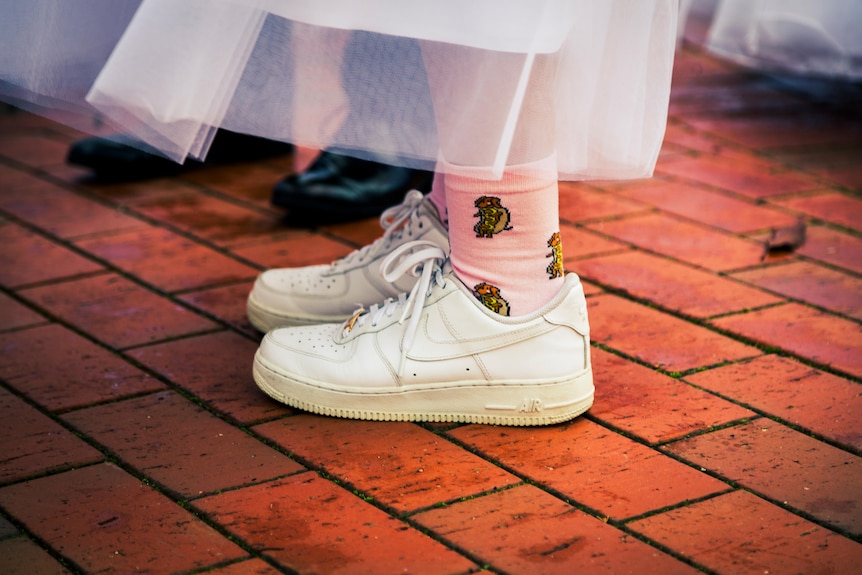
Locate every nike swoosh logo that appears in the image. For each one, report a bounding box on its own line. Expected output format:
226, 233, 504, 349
405, 308, 555, 361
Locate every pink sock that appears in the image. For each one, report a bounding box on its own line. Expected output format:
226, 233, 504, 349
444, 155, 564, 317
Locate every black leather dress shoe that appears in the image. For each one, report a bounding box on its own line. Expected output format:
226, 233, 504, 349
272, 151, 433, 225
67, 130, 293, 181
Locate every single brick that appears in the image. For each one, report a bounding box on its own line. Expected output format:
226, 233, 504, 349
656, 150, 821, 199
232, 231, 354, 269
132, 192, 283, 248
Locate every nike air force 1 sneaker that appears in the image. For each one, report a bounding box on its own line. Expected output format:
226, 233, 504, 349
247, 190, 449, 331
253, 241, 593, 426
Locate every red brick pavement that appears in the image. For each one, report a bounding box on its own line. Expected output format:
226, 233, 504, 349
1, 45, 861, 574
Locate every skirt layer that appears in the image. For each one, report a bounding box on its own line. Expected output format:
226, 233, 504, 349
703, 0, 862, 80
1, 0, 678, 180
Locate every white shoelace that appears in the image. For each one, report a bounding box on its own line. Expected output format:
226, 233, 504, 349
341, 240, 448, 376
330, 190, 426, 270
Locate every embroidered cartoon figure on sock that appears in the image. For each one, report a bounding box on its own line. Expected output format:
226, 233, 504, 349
546, 231, 564, 279
473, 196, 512, 238
473, 282, 510, 316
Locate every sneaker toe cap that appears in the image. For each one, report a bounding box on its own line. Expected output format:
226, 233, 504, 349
261, 323, 354, 362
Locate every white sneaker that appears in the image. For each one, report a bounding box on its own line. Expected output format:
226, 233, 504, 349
247, 190, 449, 332
253, 242, 594, 426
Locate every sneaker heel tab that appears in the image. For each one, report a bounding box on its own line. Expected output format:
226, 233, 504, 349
544, 276, 590, 336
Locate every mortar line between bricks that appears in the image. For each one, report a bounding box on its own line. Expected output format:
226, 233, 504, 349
32, 156, 368, 268
787, 247, 862, 279
654, 152, 855, 205
673, 377, 862, 457
702, 300, 791, 321
2, 269, 113, 292
0, 201, 248, 295
649, 438, 862, 543
0, 317, 264, 428
0, 509, 89, 575
0, 158, 279, 273
588, 341, 862, 454
587, 412, 763, 452
588, 338, 751, 382
117, 327, 232, 352
431, 427, 722, 575
611, 527, 721, 575
194, 424, 495, 573
0, 318, 52, 336
0, 376, 313, 572
670, 112, 862, 172
0, 209, 264, 345
703, 312, 862, 381
398, 481, 528, 519
720, 254, 862, 280
577, 409, 860, 542
180, 556, 300, 575
619, 488, 736, 525
389, 482, 632, 575
584, 277, 862, 383
0, 282, 260, 396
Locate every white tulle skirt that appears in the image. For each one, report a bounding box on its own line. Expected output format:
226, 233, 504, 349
0, 0, 678, 180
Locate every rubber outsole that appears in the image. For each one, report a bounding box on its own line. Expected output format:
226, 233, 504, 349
253, 350, 594, 426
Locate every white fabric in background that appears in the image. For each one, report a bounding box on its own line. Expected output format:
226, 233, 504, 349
686, 0, 862, 80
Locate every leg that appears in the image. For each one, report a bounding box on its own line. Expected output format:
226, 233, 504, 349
421, 43, 564, 316
252, 42, 593, 425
